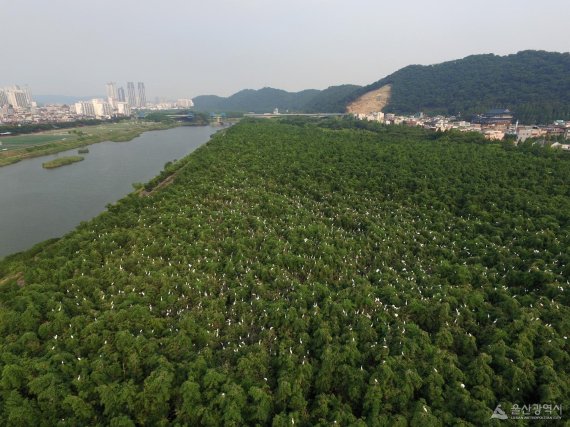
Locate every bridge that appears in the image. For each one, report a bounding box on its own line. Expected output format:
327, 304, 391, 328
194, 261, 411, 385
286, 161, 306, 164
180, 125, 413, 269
165, 113, 194, 121
210, 112, 227, 124
244, 113, 346, 119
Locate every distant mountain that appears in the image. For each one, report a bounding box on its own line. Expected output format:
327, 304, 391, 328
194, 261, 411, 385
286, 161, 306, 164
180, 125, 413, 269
350, 50, 570, 124
34, 95, 103, 106
193, 85, 361, 114
195, 51, 570, 123
193, 87, 315, 113
301, 85, 362, 113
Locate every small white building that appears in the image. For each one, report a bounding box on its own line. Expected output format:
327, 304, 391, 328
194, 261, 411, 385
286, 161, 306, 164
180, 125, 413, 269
176, 99, 194, 108
115, 102, 131, 116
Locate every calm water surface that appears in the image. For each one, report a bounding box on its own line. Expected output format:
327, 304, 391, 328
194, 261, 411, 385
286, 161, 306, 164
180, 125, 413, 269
0, 125, 218, 258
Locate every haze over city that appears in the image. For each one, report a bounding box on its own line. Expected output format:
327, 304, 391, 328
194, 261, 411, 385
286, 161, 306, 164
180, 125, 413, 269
2, 0, 569, 99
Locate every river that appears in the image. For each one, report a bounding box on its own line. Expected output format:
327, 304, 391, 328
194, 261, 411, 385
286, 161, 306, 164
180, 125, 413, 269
0, 125, 218, 259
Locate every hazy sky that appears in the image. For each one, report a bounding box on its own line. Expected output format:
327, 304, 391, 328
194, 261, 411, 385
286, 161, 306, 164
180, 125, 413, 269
2, 0, 569, 99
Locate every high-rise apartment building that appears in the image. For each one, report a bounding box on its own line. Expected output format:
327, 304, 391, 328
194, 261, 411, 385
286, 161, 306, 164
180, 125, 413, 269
93, 99, 112, 118
0, 90, 8, 107
74, 101, 96, 117
117, 87, 126, 102
106, 82, 117, 108
106, 82, 117, 101
127, 82, 136, 107
137, 82, 146, 108
1, 86, 33, 110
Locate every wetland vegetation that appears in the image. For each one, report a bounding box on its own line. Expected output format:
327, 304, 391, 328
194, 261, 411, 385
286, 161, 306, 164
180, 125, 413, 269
42, 156, 85, 169
0, 121, 177, 167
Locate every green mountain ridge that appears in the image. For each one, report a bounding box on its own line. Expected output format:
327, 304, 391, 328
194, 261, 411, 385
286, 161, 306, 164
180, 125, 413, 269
357, 50, 570, 124
194, 50, 570, 124
193, 85, 361, 114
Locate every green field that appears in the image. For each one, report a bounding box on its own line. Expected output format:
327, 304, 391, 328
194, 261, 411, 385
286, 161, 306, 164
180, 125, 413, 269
0, 133, 75, 150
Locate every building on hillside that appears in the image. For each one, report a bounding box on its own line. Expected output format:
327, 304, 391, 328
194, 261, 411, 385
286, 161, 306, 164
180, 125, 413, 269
517, 126, 545, 143
544, 125, 566, 139
472, 109, 513, 127
483, 129, 505, 141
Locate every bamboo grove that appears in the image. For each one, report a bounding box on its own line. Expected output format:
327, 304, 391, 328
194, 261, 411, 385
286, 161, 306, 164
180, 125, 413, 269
0, 118, 569, 426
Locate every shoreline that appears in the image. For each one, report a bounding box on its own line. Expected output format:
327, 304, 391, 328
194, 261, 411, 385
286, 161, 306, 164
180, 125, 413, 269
0, 124, 216, 261
0, 121, 185, 167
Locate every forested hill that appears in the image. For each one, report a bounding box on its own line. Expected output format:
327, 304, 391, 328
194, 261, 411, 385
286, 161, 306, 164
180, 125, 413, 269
193, 85, 361, 113
354, 50, 570, 124
1, 119, 569, 425
194, 51, 569, 123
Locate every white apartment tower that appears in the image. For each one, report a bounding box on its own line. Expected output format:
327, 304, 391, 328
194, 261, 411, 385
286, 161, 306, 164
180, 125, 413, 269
106, 82, 117, 106
74, 101, 96, 117
1, 86, 33, 110
0, 90, 8, 107
117, 87, 126, 102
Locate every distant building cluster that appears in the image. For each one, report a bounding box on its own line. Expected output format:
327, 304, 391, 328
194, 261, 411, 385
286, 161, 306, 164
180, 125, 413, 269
0, 86, 33, 111
0, 82, 195, 125
106, 82, 145, 109
355, 108, 570, 148
72, 81, 145, 119
0, 85, 80, 124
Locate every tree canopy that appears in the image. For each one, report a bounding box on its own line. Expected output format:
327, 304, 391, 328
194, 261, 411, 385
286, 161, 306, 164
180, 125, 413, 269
0, 118, 568, 425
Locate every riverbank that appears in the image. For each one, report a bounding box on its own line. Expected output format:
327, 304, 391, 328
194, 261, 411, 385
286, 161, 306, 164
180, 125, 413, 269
0, 125, 218, 259
0, 121, 180, 167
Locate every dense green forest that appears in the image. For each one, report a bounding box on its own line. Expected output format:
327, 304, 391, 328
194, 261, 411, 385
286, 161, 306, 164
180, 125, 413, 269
193, 85, 361, 114
0, 119, 569, 425
354, 50, 570, 124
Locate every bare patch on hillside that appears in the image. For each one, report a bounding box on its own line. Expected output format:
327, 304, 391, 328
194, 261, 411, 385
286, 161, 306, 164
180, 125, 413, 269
347, 85, 392, 114
0, 272, 24, 287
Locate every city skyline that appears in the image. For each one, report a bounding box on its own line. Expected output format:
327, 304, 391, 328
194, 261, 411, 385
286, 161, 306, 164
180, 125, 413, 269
108, 81, 146, 108
1, 1, 569, 99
